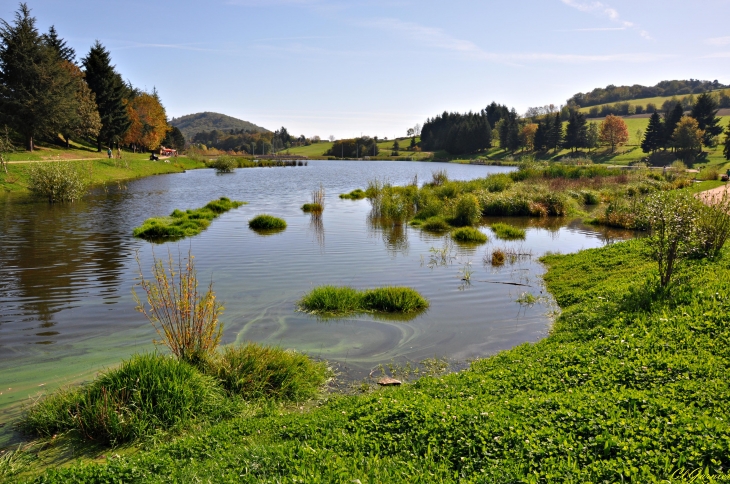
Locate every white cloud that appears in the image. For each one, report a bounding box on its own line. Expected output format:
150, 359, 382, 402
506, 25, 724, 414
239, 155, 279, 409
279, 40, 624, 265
367, 18, 666, 65
560, 0, 650, 40
705, 36, 730, 46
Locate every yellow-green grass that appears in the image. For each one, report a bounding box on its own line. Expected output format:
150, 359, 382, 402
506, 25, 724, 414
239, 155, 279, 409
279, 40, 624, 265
1, 155, 206, 194
298, 285, 429, 316
577, 90, 730, 115
248, 214, 287, 231
301, 203, 323, 212
451, 226, 488, 244
339, 188, 366, 200
279, 142, 333, 158
490, 222, 526, 240
133, 197, 246, 241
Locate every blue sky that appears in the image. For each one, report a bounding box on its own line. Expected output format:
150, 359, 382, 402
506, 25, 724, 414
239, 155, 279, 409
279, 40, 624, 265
4, 0, 729, 139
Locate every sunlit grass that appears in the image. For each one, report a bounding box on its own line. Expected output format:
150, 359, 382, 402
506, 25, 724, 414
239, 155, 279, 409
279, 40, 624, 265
298, 285, 429, 316
248, 214, 287, 231
451, 226, 488, 244
490, 222, 526, 240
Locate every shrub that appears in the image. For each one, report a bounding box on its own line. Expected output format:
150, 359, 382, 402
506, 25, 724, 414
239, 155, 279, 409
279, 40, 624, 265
694, 191, 730, 259
451, 227, 488, 244
249, 214, 287, 231
20, 354, 224, 444
450, 194, 482, 227
210, 343, 328, 401
133, 249, 224, 364
697, 165, 720, 181
581, 190, 600, 205
27, 161, 90, 203
133, 197, 245, 241
209, 156, 237, 173
420, 216, 450, 232
430, 169, 448, 187
490, 223, 526, 240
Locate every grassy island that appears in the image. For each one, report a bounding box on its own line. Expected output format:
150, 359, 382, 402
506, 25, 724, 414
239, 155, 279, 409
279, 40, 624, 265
248, 214, 287, 231
490, 222, 526, 240
298, 285, 429, 316
132, 197, 245, 241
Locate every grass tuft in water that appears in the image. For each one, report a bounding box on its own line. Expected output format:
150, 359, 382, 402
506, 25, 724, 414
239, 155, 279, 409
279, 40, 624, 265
133, 197, 245, 241
451, 226, 488, 244
207, 343, 329, 401
298, 285, 428, 316
301, 203, 323, 213
339, 188, 366, 200
491, 248, 506, 265
20, 354, 226, 445
490, 222, 526, 240
248, 214, 287, 231
420, 216, 451, 232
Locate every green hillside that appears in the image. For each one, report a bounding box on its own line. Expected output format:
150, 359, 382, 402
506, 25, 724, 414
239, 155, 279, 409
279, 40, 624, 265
170, 112, 270, 141
578, 90, 730, 116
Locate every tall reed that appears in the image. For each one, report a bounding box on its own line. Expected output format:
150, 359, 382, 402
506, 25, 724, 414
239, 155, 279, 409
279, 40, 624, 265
133, 249, 224, 364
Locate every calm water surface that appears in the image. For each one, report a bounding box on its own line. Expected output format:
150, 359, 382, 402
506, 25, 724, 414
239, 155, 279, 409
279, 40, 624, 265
0, 160, 632, 444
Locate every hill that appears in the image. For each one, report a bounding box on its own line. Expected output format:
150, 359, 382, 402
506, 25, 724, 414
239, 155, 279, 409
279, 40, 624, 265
567, 79, 729, 108
170, 112, 269, 140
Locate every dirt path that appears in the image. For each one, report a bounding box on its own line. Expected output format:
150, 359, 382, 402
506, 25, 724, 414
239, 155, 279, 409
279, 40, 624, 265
698, 183, 730, 205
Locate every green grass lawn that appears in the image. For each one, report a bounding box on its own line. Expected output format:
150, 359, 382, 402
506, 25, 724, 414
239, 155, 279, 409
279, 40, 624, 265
577, 89, 729, 114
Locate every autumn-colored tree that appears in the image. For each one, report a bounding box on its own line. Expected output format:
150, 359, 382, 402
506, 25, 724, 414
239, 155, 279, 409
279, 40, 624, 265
123, 91, 169, 152
59, 61, 101, 148
519, 123, 538, 151
599, 115, 629, 153
672, 116, 704, 162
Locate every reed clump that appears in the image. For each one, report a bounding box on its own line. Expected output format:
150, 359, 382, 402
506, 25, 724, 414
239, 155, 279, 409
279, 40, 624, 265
301, 203, 323, 212
490, 222, 526, 240
491, 248, 506, 265
420, 216, 451, 232
248, 214, 287, 231
339, 188, 366, 200
298, 285, 428, 316
133, 197, 245, 241
20, 353, 225, 445
451, 227, 488, 244
302, 184, 325, 213
208, 343, 329, 401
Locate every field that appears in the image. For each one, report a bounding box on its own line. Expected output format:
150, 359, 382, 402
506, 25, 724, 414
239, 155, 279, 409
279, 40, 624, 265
282, 137, 430, 160
577, 89, 730, 115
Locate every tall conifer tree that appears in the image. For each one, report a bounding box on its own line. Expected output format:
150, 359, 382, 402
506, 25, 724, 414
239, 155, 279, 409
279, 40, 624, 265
82, 41, 130, 151
690, 92, 723, 146
641, 111, 664, 154
42, 25, 75, 63
663, 103, 684, 149
563, 110, 587, 152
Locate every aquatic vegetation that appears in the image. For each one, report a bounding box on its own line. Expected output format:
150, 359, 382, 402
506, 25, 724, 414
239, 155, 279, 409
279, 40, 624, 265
209, 155, 237, 173
420, 216, 450, 232
27, 161, 90, 203
451, 226, 488, 244
449, 193, 482, 227
298, 285, 429, 316
248, 214, 287, 231
208, 343, 329, 401
133, 197, 245, 241
301, 203, 323, 212
490, 222, 526, 240
490, 248, 506, 265
20, 354, 226, 445
339, 188, 366, 200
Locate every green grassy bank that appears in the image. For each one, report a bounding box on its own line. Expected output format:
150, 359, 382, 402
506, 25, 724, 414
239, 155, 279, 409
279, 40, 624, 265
13, 237, 730, 482
1, 154, 206, 195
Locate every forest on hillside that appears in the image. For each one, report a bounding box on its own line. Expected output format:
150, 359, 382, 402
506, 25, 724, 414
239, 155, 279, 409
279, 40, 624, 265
567, 79, 728, 108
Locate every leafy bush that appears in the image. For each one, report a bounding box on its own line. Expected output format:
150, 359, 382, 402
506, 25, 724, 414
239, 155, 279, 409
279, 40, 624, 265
20, 354, 225, 445
134, 249, 224, 364
248, 214, 287, 230
298, 285, 428, 316
697, 165, 720, 181
451, 227, 488, 244
209, 156, 237, 173
133, 197, 245, 241
490, 222, 526, 240
27, 161, 90, 203
209, 343, 328, 401
450, 193, 482, 227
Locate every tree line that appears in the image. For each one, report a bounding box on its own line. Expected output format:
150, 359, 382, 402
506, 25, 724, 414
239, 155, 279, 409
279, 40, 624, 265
584, 90, 730, 119
191, 126, 315, 155
0, 3, 184, 153
567, 79, 728, 108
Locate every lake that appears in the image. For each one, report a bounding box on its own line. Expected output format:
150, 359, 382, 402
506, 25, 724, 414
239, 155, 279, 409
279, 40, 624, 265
0, 160, 633, 445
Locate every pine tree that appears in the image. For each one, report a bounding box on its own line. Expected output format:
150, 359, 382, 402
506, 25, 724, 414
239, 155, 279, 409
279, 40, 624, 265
547, 113, 563, 153
724, 120, 730, 161
641, 112, 664, 154
0, 4, 76, 151
690, 92, 723, 147
663, 103, 684, 149
82, 41, 131, 151
533, 121, 546, 151
42, 25, 75, 63
563, 110, 587, 152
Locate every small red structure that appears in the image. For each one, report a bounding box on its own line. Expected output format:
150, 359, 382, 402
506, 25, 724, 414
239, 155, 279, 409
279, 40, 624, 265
160, 146, 177, 157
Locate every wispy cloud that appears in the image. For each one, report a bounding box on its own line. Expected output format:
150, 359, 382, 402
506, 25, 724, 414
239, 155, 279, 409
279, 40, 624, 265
366, 18, 666, 65
705, 36, 730, 46
560, 0, 651, 39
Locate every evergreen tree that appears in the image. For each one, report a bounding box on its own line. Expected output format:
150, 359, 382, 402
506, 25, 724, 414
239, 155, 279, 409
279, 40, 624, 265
641, 112, 664, 154
546, 113, 563, 153
585, 122, 599, 152
0, 4, 76, 151
563, 110, 587, 152
82, 41, 130, 151
533, 121, 546, 151
690, 92, 723, 147
506, 110, 521, 153
724, 120, 730, 161
42, 25, 75, 63
663, 103, 684, 149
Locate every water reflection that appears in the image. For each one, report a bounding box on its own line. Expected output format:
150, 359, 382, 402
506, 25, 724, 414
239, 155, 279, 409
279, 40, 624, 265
367, 215, 410, 256
309, 212, 325, 250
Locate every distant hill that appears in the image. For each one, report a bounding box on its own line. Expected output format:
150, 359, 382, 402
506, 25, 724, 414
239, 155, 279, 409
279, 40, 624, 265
170, 112, 269, 140
568, 79, 729, 108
